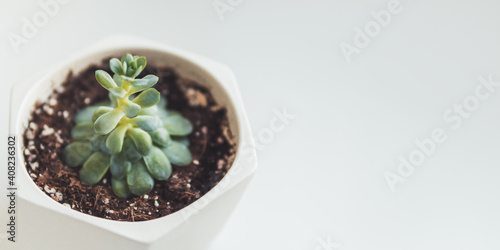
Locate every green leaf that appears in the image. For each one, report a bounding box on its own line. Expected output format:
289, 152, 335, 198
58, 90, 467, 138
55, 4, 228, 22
92, 106, 113, 123
162, 112, 193, 136
74, 105, 98, 124
110, 58, 124, 75
113, 74, 123, 87
123, 136, 142, 162
136, 57, 146, 69
110, 152, 131, 179
98, 135, 111, 154
127, 160, 154, 196
157, 97, 167, 109
139, 106, 158, 116
126, 67, 136, 77
71, 122, 95, 140
121, 75, 135, 82
94, 109, 125, 135
162, 140, 192, 166
156, 108, 169, 118
106, 124, 128, 154
131, 65, 144, 78
130, 75, 159, 93
129, 60, 137, 70
109, 87, 127, 98
109, 92, 119, 107
132, 116, 160, 132
122, 54, 134, 65
122, 101, 141, 118
63, 142, 93, 167
150, 127, 170, 147
111, 177, 131, 199
172, 136, 190, 146
144, 147, 172, 180
88, 133, 103, 150
122, 61, 128, 73
127, 128, 152, 155
95, 70, 117, 90
132, 89, 160, 108
79, 152, 110, 185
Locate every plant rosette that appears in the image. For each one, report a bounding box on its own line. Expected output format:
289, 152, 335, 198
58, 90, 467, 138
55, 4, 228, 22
9, 35, 257, 250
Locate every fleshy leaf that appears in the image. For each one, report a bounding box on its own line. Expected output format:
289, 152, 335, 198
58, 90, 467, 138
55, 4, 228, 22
139, 105, 158, 116
162, 140, 192, 166
131, 65, 144, 78
94, 109, 125, 135
144, 147, 172, 180
156, 108, 168, 118
122, 54, 134, 66
127, 160, 154, 196
74, 105, 98, 124
111, 177, 131, 199
122, 61, 127, 73
172, 136, 190, 146
88, 133, 102, 150
130, 75, 159, 93
92, 106, 113, 122
122, 101, 141, 118
109, 92, 118, 107
110, 153, 131, 179
121, 75, 135, 82
79, 152, 110, 185
126, 67, 136, 77
63, 142, 93, 167
99, 135, 111, 154
150, 127, 170, 147
132, 116, 160, 132
109, 87, 127, 98
129, 60, 137, 71
106, 124, 128, 154
110, 58, 124, 75
95, 70, 117, 90
136, 57, 146, 69
157, 97, 167, 109
162, 112, 193, 136
132, 89, 160, 108
127, 128, 152, 155
71, 122, 95, 141
113, 74, 123, 87
123, 136, 142, 162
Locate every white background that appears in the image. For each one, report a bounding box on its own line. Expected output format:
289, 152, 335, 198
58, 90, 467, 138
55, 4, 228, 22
1, 0, 500, 249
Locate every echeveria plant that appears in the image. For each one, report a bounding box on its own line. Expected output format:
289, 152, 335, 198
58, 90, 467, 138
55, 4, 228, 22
63, 54, 193, 199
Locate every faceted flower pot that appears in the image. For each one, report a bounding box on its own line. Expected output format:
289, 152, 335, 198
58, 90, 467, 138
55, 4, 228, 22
10, 35, 257, 250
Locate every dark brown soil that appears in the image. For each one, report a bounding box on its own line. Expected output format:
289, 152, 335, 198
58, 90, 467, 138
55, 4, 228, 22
22, 61, 236, 221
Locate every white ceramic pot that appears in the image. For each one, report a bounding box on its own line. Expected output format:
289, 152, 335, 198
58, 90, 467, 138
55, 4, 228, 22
9, 35, 257, 250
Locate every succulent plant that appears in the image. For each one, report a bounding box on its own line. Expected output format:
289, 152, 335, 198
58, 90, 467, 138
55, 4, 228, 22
63, 54, 193, 199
